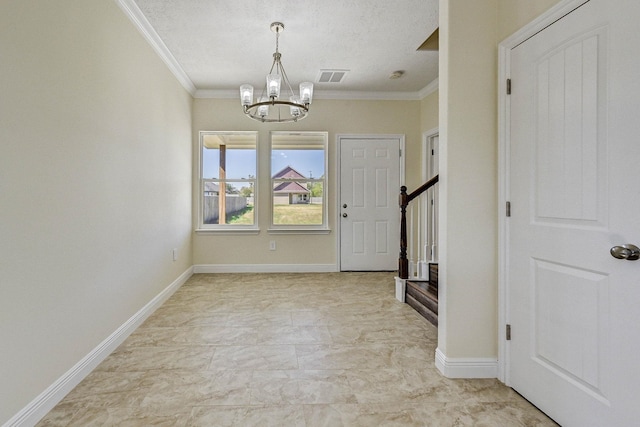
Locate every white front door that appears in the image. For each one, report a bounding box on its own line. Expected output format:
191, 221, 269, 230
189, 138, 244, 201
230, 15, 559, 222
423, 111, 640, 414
339, 136, 402, 271
508, 1, 640, 425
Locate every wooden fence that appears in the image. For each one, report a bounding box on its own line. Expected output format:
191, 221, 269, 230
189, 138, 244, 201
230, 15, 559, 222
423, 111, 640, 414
203, 195, 248, 224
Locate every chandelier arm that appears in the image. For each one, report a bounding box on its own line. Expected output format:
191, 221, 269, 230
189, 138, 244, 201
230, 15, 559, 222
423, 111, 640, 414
244, 99, 309, 123
278, 62, 296, 96
246, 100, 308, 110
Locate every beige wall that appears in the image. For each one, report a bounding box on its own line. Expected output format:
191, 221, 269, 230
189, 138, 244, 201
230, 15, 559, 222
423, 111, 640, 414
0, 0, 193, 423
0, 0, 566, 420
420, 89, 439, 133
438, 0, 561, 361
192, 98, 423, 267
498, 0, 562, 41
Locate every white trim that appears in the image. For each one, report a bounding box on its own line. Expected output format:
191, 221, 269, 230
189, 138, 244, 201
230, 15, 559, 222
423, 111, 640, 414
335, 134, 405, 271
497, 0, 591, 385
266, 228, 331, 235
193, 264, 338, 274
114, 0, 197, 95
3, 267, 194, 427
115, 0, 438, 102
195, 229, 260, 235
435, 348, 498, 379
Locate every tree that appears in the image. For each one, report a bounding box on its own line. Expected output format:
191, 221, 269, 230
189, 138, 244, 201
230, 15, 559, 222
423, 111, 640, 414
225, 183, 239, 194
308, 182, 323, 197
240, 186, 253, 197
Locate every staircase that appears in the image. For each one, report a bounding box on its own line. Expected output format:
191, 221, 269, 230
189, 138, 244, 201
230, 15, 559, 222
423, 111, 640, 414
405, 263, 438, 326
398, 175, 439, 327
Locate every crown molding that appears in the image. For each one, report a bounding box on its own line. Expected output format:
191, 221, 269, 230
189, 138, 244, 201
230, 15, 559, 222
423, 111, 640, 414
116, 0, 437, 102
194, 82, 439, 101
115, 0, 197, 96
418, 77, 439, 99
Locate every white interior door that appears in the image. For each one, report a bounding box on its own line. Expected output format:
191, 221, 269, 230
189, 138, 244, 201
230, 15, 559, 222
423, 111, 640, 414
340, 136, 401, 271
508, 1, 640, 425
426, 134, 439, 262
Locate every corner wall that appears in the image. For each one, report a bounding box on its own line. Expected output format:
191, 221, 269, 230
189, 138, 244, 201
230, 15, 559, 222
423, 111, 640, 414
437, 0, 561, 373
438, 0, 499, 363
0, 0, 193, 423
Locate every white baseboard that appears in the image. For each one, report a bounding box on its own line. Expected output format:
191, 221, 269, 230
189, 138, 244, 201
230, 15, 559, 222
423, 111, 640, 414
193, 264, 339, 273
3, 267, 194, 427
435, 347, 498, 379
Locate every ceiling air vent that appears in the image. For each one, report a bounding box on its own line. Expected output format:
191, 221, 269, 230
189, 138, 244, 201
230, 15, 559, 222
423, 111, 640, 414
317, 69, 349, 83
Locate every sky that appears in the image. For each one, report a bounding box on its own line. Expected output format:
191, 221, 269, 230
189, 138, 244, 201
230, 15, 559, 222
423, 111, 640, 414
203, 148, 324, 180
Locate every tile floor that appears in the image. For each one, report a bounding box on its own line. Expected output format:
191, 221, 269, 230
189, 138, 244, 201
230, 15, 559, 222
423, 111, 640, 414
37, 272, 557, 426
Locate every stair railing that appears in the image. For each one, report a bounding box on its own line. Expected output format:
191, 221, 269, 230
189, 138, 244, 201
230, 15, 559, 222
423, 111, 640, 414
399, 174, 439, 279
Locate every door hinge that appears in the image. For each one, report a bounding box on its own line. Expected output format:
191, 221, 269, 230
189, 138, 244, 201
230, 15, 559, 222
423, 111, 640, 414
506, 201, 511, 217
399, 148, 402, 157
506, 324, 512, 340
506, 78, 512, 95
431, 149, 434, 155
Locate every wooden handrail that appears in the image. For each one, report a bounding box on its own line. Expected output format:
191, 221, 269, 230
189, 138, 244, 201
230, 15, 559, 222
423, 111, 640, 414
399, 174, 439, 279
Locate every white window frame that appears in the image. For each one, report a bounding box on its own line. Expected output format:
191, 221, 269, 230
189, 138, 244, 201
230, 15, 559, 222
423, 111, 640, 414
269, 131, 330, 234
196, 131, 258, 233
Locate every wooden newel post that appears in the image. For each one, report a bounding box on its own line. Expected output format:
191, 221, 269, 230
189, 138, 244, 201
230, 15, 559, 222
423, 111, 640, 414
399, 185, 409, 279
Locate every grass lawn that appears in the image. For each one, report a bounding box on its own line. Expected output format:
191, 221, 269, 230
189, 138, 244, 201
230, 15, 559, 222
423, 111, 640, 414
227, 205, 254, 224
227, 204, 322, 225
273, 204, 323, 225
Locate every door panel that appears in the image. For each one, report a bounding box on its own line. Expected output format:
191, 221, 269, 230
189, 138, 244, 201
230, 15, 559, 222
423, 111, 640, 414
508, 1, 640, 425
340, 137, 401, 271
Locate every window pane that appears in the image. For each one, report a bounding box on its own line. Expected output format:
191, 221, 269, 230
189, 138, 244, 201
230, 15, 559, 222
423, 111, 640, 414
270, 131, 327, 229
202, 134, 256, 179
200, 131, 257, 228
203, 180, 254, 225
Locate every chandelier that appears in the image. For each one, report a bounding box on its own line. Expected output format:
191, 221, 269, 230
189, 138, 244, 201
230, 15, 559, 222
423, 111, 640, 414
239, 22, 314, 123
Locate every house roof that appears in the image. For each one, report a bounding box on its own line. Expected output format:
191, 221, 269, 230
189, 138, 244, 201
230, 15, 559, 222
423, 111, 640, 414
272, 165, 307, 179
204, 182, 220, 192
273, 181, 309, 194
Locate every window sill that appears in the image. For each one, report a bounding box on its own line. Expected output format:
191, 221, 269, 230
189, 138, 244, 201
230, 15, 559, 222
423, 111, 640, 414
267, 228, 331, 235
195, 228, 260, 235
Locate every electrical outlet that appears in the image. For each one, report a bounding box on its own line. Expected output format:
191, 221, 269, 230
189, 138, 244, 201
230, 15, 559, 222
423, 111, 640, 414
172, 248, 178, 261
269, 241, 276, 251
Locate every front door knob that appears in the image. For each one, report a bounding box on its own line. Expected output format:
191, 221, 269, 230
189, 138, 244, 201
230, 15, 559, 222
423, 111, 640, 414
610, 244, 640, 261
342, 213, 348, 218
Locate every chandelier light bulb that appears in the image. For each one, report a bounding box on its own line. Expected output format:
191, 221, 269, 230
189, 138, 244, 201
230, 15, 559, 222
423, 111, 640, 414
257, 96, 269, 117
240, 84, 254, 106
300, 82, 313, 104
266, 74, 281, 99
290, 96, 301, 117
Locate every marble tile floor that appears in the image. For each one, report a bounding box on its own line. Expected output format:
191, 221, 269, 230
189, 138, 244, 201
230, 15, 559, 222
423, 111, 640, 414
37, 272, 557, 426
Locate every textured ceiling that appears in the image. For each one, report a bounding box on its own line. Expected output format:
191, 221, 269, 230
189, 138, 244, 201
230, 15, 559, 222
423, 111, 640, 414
131, 0, 439, 98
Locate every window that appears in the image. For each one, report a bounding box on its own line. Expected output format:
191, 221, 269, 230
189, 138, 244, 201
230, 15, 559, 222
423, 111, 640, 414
270, 131, 329, 232
198, 131, 257, 231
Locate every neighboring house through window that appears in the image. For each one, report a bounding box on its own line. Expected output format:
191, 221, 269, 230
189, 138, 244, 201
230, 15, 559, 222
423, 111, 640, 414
270, 131, 329, 232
